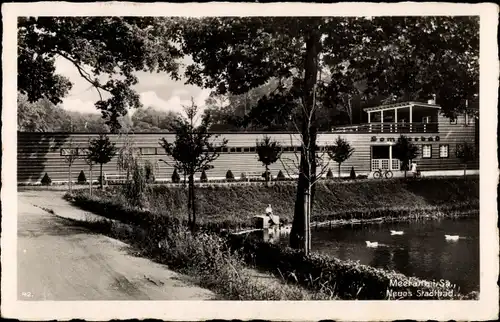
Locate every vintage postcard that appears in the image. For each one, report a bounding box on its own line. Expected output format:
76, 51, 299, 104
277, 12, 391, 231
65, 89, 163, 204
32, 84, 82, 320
1, 2, 499, 321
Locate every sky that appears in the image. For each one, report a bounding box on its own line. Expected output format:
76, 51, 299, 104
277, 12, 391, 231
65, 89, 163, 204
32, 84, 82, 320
55, 56, 212, 116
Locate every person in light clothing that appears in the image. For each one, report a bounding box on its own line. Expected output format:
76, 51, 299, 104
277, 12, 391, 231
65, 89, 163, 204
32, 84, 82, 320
410, 162, 418, 177
265, 204, 277, 226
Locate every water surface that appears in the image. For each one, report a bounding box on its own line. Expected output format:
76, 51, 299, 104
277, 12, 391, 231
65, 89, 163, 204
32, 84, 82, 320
275, 218, 479, 294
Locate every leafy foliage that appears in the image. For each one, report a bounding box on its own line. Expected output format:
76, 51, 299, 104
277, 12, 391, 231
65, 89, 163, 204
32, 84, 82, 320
226, 170, 235, 182
256, 135, 283, 185
124, 160, 148, 208
116, 134, 140, 181
144, 160, 156, 183
159, 101, 228, 178
326, 168, 334, 180
455, 141, 475, 176
350, 166, 356, 180
77, 170, 87, 184
159, 100, 228, 230
327, 137, 355, 177
41, 173, 52, 186
175, 16, 476, 249
171, 169, 181, 183
87, 134, 118, 188
276, 170, 286, 181
393, 135, 419, 177
18, 17, 182, 131
200, 169, 208, 183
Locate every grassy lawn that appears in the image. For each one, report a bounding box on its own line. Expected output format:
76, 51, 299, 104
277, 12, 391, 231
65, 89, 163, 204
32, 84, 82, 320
131, 176, 479, 229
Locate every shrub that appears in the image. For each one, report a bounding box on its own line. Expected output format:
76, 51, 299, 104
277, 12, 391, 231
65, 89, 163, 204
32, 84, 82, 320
276, 170, 286, 181
200, 170, 208, 183
261, 171, 271, 181
144, 160, 155, 183
171, 169, 181, 183
77, 170, 87, 184
41, 173, 52, 186
124, 162, 148, 208
350, 167, 356, 179
326, 168, 334, 180
226, 170, 235, 182
240, 172, 247, 182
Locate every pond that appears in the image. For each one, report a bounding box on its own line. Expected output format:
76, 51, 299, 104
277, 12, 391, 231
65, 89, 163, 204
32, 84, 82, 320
267, 217, 479, 294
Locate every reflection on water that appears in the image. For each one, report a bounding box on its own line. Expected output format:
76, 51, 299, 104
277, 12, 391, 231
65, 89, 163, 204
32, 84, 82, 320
258, 218, 479, 294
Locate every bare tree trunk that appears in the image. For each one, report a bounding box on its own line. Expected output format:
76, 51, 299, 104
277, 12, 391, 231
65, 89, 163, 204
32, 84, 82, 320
304, 186, 310, 256
69, 164, 72, 194
187, 173, 192, 225
89, 164, 93, 196
338, 163, 341, 179
99, 163, 103, 189
265, 164, 270, 187
189, 173, 196, 231
464, 163, 467, 178
289, 27, 320, 252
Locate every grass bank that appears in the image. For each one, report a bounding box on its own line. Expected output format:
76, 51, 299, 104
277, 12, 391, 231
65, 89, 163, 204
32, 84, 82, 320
65, 187, 478, 300
124, 176, 479, 229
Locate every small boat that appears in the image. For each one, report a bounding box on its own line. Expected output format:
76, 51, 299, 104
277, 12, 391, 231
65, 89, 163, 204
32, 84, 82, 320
366, 241, 379, 248
445, 235, 460, 241
390, 230, 404, 235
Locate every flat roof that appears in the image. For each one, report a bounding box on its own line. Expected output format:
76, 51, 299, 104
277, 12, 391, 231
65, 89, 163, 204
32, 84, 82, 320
363, 101, 442, 112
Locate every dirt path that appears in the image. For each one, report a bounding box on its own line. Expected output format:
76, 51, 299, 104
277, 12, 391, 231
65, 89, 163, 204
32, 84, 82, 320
17, 191, 215, 300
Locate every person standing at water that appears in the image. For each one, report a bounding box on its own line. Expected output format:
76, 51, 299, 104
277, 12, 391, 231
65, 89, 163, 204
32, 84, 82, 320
266, 204, 277, 226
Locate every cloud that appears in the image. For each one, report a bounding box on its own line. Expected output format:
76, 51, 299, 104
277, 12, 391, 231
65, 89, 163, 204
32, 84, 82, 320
60, 98, 100, 115
140, 88, 212, 115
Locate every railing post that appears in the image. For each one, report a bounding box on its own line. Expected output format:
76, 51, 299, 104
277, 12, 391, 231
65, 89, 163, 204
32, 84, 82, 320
424, 123, 426, 133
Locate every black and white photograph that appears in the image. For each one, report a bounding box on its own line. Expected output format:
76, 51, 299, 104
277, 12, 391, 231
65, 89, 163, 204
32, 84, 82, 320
1, 2, 498, 321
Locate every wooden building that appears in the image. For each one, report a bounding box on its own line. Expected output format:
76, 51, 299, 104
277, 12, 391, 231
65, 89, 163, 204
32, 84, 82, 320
17, 101, 479, 184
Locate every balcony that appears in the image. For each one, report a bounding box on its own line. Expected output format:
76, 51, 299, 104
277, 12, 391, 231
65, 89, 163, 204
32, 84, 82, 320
332, 122, 439, 134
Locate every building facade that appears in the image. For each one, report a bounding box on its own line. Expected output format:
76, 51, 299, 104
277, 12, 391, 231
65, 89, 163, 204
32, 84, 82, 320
17, 101, 479, 184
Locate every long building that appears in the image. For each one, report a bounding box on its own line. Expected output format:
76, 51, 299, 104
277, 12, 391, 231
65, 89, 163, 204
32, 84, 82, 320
17, 101, 479, 184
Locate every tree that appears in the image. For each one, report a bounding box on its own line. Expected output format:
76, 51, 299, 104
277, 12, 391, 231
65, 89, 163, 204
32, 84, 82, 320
87, 134, 118, 189
256, 135, 283, 186
327, 137, 355, 178
393, 135, 419, 178
62, 139, 80, 194
175, 16, 478, 250
116, 134, 140, 182
159, 99, 228, 231
18, 17, 182, 131
456, 142, 475, 177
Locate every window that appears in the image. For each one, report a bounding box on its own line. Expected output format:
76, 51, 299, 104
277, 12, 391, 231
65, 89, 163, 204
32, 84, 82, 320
229, 147, 236, 153
221, 147, 228, 153
439, 144, 449, 158
235, 147, 242, 153
141, 147, 156, 155
60, 148, 78, 156
243, 147, 251, 153
422, 144, 432, 158
249, 147, 256, 153
156, 147, 165, 155
422, 116, 431, 123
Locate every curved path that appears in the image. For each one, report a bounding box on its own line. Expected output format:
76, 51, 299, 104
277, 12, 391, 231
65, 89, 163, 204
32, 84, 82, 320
17, 191, 215, 301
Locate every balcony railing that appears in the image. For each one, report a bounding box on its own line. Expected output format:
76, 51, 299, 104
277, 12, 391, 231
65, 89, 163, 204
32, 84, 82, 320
332, 122, 438, 134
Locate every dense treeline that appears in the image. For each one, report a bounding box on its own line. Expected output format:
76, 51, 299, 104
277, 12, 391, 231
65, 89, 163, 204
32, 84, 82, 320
17, 94, 179, 133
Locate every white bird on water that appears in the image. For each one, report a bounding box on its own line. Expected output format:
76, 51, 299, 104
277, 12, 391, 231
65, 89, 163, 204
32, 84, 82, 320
390, 230, 404, 235
366, 241, 379, 248
445, 235, 461, 241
